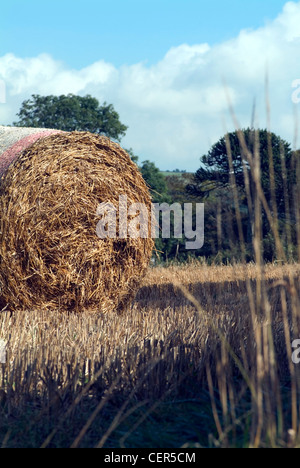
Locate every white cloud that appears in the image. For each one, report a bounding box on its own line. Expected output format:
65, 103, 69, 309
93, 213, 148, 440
1, 2, 300, 171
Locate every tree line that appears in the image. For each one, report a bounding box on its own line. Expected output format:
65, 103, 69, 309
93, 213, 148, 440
12, 94, 300, 263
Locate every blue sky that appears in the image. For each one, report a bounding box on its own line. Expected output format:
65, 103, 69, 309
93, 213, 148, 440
1, 1, 300, 171
0, 0, 289, 68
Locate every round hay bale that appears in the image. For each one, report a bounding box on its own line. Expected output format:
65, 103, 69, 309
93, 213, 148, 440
0, 127, 154, 312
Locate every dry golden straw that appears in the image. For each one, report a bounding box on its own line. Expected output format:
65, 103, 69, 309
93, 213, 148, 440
0, 130, 154, 312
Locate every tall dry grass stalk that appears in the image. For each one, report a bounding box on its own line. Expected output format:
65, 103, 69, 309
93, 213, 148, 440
217, 88, 300, 446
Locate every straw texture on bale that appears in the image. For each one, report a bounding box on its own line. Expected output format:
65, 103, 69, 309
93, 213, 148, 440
0, 128, 154, 312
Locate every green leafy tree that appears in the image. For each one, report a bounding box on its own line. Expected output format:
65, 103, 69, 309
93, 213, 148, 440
14, 94, 128, 141
165, 172, 194, 204
188, 128, 294, 210
187, 128, 297, 261
140, 160, 171, 204
139, 160, 180, 262
140, 163, 204, 262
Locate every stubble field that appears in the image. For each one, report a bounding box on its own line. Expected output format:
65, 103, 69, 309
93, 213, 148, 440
0, 261, 299, 448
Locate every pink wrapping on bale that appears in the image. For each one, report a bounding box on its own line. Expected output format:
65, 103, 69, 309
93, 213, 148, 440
0, 126, 62, 177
